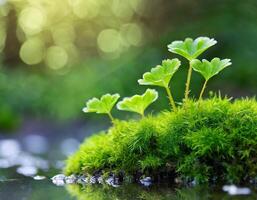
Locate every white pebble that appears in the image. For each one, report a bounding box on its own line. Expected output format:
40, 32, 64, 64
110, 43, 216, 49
222, 185, 251, 195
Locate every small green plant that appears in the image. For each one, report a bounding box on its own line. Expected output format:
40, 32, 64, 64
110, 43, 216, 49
191, 58, 232, 99
83, 36, 231, 119
168, 37, 217, 101
66, 36, 257, 184
117, 89, 158, 117
138, 59, 180, 111
82, 93, 120, 123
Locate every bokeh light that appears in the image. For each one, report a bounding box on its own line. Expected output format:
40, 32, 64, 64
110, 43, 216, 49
45, 46, 68, 70
70, 0, 100, 19
0, 0, 6, 6
18, 6, 46, 35
111, 0, 133, 20
0, 0, 148, 68
120, 23, 142, 46
51, 23, 76, 46
97, 29, 122, 53
19, 37, 45, 65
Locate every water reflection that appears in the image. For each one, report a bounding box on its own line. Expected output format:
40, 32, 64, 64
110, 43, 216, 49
66, 183, 257, 200
0, 137, 256, 200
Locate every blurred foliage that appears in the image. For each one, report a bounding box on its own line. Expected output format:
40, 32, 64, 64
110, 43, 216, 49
0, 0, 149, 68
0, 0, 257, 130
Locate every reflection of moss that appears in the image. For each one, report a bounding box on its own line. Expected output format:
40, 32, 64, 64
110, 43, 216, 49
66, 184, 216, 200
65, 98, 257, 184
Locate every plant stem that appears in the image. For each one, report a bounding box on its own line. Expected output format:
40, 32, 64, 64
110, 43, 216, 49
165, 86, 177, 111
107, 112, 115, 124
199, 80, 208, 100
141, 112, 145, 118
185, 62, 193, 101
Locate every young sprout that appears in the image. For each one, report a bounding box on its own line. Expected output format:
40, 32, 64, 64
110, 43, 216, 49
138, 59, 180, 111
82, 93, 120, 123
117, 89, 158, 117
191, 58, 232, 100
168, 37, 217, 101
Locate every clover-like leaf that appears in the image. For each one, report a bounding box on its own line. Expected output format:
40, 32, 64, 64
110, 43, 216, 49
191, 58, 232, 81
138, 58, 181, 88
83, 93, 120, 114
168, 37, 217, 61
117, 89, 158, 116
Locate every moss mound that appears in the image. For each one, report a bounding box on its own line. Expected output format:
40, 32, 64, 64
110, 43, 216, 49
65, 98, 257, 184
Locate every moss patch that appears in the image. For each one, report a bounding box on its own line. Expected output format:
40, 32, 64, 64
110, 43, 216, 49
65, 98, 257, 184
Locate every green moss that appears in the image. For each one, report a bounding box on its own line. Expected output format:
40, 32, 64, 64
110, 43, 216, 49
65, 98, 257, 184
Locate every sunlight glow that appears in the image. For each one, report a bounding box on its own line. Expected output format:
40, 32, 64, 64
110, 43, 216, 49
97, 29, 122, 53
45, 46, 68, 70
19, 7, 46, 35
20, 38, 45, 65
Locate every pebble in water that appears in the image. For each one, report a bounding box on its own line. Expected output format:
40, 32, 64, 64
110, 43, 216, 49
65, 174, 77, 184
33, 175, 46, 180
90, 176, 97, 184
222, 185, 251, 195
105, 176, 114, 186
105, 176, 120, 188
77, 175, 89, 185
139, 177, 152, 187
97, 176, 104, 184
51, 174, 66, 186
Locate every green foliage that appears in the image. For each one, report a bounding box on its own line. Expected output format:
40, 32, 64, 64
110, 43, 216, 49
65, 132, 113, 174
138, 59, 180, 110
83, 93, 120, 122
65, 98, 257, 184
191, 58, 232, 99
191, 58, 232, 81
138, 59, 181, 88
167, 37, 218, 100
117, 89, 158, 117
83, 94, 120, 114
167, 37, 217, 61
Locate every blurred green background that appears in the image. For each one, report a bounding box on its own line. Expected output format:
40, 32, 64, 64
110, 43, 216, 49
0, 0, 257, 132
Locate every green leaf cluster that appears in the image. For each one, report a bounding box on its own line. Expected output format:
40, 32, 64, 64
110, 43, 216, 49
83, 94, 120, 114
138, 59, 180, 88
191, 58, 232, 81
83, 37, 232, 122
167, 37, 217, 61
117, 89, 158, 116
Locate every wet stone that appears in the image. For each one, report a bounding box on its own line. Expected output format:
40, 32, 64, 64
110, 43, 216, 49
33, 175, 46, 180
222, 185, 251, 196
51, 174, 66, 186
65, 174, 77, 184
77, 175, 89, 185
105, 176, 120, 187
89, 176, 97, 184
97, 176, 104, 184
139, 177, 152, 187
